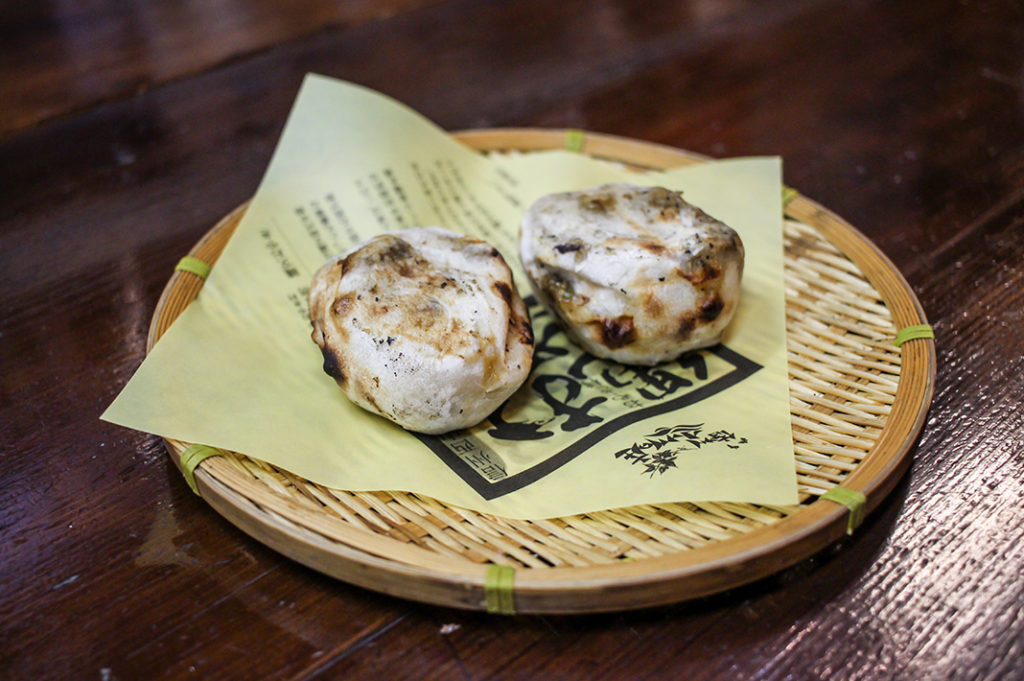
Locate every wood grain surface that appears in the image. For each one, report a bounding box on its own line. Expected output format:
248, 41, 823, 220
1, 0, 1022, 679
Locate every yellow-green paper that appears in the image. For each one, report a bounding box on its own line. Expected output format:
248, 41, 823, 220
102, 73, 798, 519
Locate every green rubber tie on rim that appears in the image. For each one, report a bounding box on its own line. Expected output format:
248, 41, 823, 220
782, 185, 799, 207
821, 487, 866, 535
484, 564, 516, 614
565, 129, 586, 153
176, 256, 212, 280
179, 444, 223, 496
894, 324, 934, 347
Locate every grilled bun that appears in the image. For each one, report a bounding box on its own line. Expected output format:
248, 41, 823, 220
520, 184, 743, 365
309, 227, 533, 434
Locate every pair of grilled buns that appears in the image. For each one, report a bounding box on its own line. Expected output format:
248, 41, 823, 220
309, 185, 743, 433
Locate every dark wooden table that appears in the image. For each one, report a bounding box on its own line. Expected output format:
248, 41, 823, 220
3, 1, 1022, 679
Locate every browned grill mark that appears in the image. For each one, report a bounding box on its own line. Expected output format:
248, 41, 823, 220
518, 317, 535, 345
381, 238, 413, 262
407, 299, 446, 334
331, 292, 355, 317
580, 193, 616, 213
644, 292, 664, 318
595, 315, 637, 349
360, 386, 381, 411
395, 256, 430, 279
678, 316, 696, 339
359, 236, 429, 278
675, 263, 720, 285
319, 346, 346, 383
493, 281, 513, 307
638, 241, 667, 255
645, 186, 686, 220
554, 242, 582, 254
701, 296, 724, 321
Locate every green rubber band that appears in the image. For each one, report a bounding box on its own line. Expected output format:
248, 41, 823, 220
565, 129, 586, 153
894, 324, 934, 347
821, 487, 866, 535
782, 185, 799, 207
176, 256, 212, 280
484, 564, 516, 614
179, 444, 222, 496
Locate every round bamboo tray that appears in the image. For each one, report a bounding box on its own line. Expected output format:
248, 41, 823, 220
150, 129, 935, 614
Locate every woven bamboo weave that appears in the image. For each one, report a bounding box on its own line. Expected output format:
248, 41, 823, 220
149, 129, 934, 613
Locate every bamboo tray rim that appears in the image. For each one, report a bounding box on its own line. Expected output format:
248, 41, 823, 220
150, 128, 936, 613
